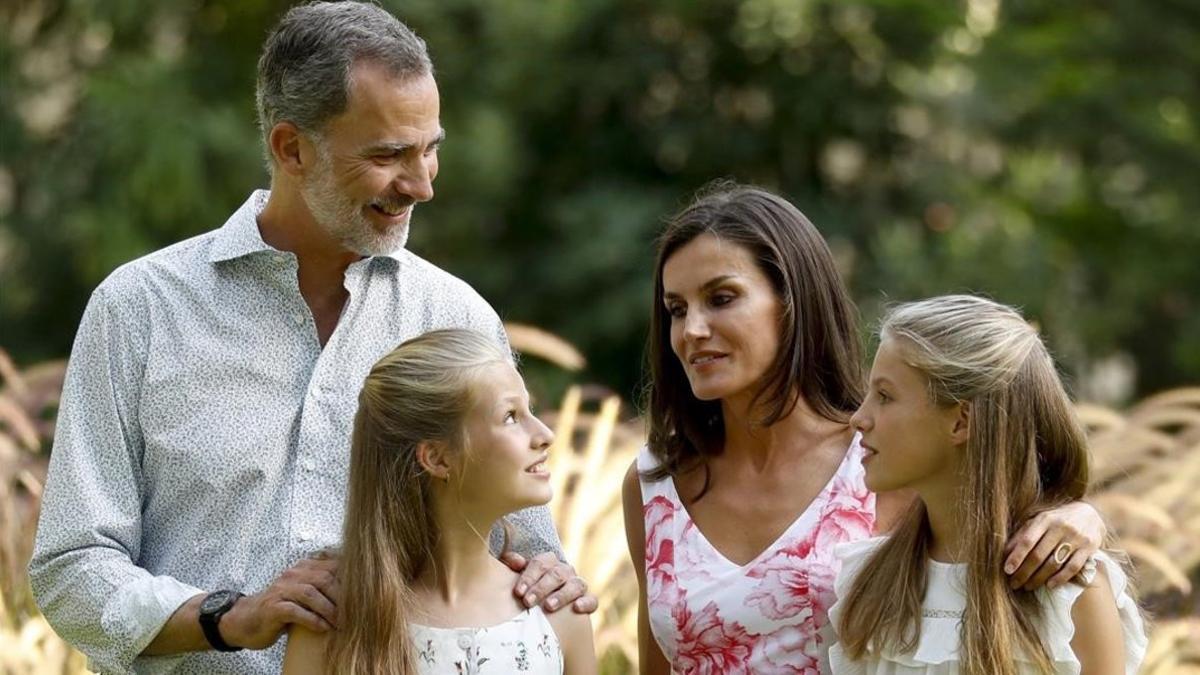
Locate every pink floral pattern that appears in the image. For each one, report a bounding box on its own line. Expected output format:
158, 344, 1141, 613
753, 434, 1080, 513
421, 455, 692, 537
644, 495, 681, 608
673, 602, 756, 674
638, 435, 876, 674
749, 623, 822, 673
676, 520, 722, 584
745, 550, 825, 621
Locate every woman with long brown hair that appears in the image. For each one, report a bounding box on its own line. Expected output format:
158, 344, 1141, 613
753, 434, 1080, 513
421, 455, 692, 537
831, 295, 1146, 673
623, 182, 1109, 673
283, 329, 595, 674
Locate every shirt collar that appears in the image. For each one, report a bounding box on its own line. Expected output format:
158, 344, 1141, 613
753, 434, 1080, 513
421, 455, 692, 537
207, 189, 409, 266
207, 190, 274, 263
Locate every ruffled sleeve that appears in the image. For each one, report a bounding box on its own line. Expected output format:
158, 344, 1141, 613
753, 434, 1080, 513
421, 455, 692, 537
829, 537, 890, 620
826, 537, 889, 675
1039, 551, 1148, 674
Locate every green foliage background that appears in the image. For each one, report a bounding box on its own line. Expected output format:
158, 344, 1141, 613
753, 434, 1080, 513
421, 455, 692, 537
2, 0, 1198, 402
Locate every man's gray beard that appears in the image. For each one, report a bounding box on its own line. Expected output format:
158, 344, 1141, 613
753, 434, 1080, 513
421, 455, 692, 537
300, 152, 410, 257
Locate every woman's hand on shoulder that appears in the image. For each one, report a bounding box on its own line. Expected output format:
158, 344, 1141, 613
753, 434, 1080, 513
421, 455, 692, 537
1069, 562, 1126, 675
1005, 501, 1105, 590
280, 624, 329, 675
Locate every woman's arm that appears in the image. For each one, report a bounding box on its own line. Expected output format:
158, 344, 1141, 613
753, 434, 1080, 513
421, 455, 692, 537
280, 625, 329, 675
1006, 501, 1107, 590
1069, 564, 1125, 675
623, 462, 672, 675
546, 608, 598, 675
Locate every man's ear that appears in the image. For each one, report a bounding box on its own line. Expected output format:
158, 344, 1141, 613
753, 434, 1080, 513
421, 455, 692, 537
416, 440, 452, 481
268, 121, 312, 177
950, 401, 971, 446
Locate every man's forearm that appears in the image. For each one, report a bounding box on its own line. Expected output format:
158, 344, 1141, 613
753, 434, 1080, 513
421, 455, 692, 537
141, 593, 210, 656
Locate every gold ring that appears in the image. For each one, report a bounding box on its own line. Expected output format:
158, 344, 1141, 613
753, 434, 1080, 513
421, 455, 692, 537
1053, 542, 1073, 565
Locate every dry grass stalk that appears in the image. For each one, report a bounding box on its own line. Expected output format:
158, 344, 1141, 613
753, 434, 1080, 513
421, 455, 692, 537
1, 349, 82, 674
542, 385, 642, 666
1088, 388, 1200, 600
1141, 618, 1200, 674
506, 322, 587, 372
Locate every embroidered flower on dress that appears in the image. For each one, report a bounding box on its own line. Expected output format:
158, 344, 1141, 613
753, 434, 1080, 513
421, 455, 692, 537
418, 638, 437, 664
513, 642, 530, 670
535, 632, 555, 659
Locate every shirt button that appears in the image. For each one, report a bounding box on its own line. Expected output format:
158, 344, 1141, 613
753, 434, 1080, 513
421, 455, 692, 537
456, 633, 473, 649
293, 312, 305, 325
302, 458, 315, 471
298, 531, 312, 542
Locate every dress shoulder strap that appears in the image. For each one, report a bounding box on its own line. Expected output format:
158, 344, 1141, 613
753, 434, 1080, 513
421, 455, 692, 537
635, 444, 676, 505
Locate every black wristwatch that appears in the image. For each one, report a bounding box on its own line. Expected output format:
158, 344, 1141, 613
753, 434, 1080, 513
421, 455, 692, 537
199, 590, 245, 652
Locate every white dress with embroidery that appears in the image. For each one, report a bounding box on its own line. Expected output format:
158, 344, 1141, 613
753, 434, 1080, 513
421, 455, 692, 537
827, 537, 1148, 674
410, 606, 563, 675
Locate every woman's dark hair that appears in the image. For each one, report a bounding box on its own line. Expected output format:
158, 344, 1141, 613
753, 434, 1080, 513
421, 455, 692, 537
645, 182, 864, 495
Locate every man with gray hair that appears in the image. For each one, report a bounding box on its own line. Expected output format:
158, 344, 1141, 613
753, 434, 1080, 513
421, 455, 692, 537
30, 3, 594, 673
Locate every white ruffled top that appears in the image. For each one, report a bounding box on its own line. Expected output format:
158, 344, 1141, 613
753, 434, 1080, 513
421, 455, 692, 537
827, 537, 1147, 674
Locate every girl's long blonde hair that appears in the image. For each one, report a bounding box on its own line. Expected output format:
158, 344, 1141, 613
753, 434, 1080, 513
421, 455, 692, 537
837, 295, 1091, 674
326, 329, 509, 674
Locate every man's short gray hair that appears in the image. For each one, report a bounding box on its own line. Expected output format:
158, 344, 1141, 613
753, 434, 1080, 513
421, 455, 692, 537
255, 1, 433, 168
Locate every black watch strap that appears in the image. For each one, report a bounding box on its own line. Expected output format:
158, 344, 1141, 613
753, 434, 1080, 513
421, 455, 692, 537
199, 590, 245, 652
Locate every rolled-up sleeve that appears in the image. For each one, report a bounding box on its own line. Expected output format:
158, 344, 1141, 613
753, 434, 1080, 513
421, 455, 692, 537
503, 505, 566, 560
29, 281, 202, 674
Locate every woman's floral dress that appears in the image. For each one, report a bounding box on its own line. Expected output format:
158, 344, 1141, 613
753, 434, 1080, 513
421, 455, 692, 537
638, 434, 876, 674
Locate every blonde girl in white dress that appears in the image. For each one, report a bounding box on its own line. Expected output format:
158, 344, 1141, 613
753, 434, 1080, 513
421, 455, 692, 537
829, 295, 1147, 675
282, 329, 595, 674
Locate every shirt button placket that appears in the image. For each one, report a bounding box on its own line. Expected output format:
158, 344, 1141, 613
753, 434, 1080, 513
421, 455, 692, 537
293, 381, 322, 552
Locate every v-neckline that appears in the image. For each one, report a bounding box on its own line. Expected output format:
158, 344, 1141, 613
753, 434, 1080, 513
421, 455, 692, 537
668, 436, 856, 570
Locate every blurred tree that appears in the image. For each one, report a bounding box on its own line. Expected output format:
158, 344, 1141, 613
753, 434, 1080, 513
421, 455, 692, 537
1, 0, 1196, 403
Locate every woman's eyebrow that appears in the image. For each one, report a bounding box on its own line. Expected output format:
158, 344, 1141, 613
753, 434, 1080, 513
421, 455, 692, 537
663, 274, 738, 300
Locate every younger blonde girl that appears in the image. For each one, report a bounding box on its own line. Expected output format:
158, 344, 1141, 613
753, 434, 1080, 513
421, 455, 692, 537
283, 329, 595, 674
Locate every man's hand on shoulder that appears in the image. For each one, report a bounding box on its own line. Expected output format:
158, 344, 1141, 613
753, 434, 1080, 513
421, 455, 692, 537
223, 556, 341, 650
500, 551, 598, 614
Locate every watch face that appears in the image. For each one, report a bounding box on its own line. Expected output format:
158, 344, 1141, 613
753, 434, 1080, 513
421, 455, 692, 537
201, 590, 237, 614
